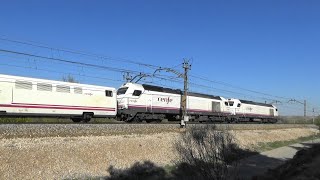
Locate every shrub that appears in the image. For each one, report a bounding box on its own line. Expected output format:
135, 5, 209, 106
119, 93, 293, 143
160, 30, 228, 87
173, 125, 240, 180
105, 125, 249, 180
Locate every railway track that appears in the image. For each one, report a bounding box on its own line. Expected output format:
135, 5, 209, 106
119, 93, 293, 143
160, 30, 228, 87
0, 123, 317, 139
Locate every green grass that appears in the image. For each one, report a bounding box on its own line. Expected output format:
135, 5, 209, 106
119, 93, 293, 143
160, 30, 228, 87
254, 133, 320, 152
278, 116, 315, 124
0, 117, 66, 123
163, 164, 176, 174
315, 116, 320, 128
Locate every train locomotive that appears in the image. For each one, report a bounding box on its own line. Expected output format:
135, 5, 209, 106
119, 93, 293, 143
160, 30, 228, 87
0, 74, 278, 123
117, 83, 278, 123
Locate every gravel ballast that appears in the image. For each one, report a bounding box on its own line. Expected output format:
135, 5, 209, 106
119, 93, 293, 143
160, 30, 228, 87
0, 124, 317, 139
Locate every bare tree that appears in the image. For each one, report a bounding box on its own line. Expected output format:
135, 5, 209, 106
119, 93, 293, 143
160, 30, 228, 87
174, 125, 240, 180
62, 74, 79, 83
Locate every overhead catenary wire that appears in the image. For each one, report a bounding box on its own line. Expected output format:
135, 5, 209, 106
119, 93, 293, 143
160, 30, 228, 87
0, 56, 277, 104
190, 74, 294, 101
0, 36, 161, 69
0, 48, 183, 82
188, 82, 279, 102
0, 62, 124, 84
0, 37, 306, 102
0, 38, 315, 110
0, 48, 178, 86
0, 48, 289, 104
0, 48, 144, 74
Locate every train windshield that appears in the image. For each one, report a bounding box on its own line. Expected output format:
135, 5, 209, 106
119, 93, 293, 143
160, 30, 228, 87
117, 87, 128, 95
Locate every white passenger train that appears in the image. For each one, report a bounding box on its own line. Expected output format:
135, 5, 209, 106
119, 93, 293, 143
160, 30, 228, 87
0, 74, 278, 123
0, 74, 117, 122
117, 83, 278, 123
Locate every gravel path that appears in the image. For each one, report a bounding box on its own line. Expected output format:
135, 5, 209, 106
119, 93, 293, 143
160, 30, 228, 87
237, 139, 320, 179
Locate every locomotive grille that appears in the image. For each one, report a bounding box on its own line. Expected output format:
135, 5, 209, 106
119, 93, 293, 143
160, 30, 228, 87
212, 102, 221, 112
270, 109, 275, 116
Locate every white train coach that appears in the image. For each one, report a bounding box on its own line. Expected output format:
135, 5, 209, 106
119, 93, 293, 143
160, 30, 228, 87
0, 74, 117, 122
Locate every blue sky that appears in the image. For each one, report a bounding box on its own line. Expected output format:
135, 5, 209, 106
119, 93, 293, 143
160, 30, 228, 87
0, 0, 319, 115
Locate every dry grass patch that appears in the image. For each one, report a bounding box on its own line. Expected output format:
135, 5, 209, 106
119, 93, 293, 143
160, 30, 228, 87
232, 128, 319, 150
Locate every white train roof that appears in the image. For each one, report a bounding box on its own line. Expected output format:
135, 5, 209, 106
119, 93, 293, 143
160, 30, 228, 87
122, 82, 222, 100
0, 74, 115, 90
239, 99, 274, 108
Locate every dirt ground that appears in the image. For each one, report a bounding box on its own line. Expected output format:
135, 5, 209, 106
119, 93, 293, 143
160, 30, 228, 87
0, 127, 318, 179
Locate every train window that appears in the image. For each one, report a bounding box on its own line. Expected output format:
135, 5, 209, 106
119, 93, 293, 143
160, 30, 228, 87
229, 101, 234, 106
117, 87, 128, 95
56, 85, 70, 93
224, 102, 229, 106
133, 90, 142, 96
74, 87, 83, 94
237, 103, 241, 107
37, 83, 52, 91
105, 90, 113, 97
15, 81, 32, 90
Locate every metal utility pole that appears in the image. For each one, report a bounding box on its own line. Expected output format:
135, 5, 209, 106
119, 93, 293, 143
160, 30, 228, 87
153, 59, 191, 128
181, 59, 191, 128
288, 99, 307, 118
304, 100, 307, 118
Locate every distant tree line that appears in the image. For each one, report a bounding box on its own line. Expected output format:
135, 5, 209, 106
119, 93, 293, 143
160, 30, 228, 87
62, 74, 78, 83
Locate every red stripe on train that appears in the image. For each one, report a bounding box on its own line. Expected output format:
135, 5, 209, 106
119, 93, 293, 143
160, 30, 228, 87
0, 104, 115, 112
11, 102, 115, 110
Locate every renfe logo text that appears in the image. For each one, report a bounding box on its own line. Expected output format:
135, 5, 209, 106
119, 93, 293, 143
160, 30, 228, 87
158, 97, 173, 104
